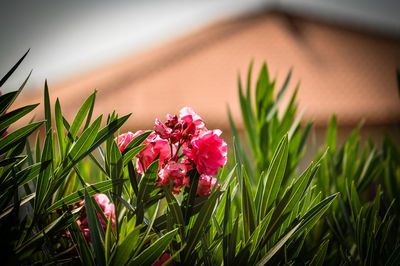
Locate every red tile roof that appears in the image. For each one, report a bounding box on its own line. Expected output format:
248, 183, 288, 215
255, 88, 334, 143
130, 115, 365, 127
14, 12, 400, 132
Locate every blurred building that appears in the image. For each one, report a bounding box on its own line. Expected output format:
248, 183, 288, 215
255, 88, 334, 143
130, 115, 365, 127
12, 3, 400, 143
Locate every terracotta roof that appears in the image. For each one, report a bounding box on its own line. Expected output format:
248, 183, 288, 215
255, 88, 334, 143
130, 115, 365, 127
14, 11, 400, 133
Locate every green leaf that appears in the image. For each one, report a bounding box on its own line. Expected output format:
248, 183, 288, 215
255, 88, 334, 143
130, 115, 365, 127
0, 71, 32, 118
296, 121, 312, 157
55, 99, 66, 159
67, 115, 102, 163
238, 74, 259, 162
34, 130, 53, 213
386, 245, 400, 265
326, 115, 337, 154
112, 225, 142, 265
47, 179, 125, 212
249, 207, 274, 255
261, 134, 288, 217
254, 170, 265, 222
134, 201, 161, 258
309, 239, 329, 266
295, 193, 339, 237
69, 91, 96, 140
122, 131, 151, 154
0, 121, 44, 154
162, 183, 185, 239
349, 181, 361, 217
227, 107, 254, 179
68, 220, 95, 266
0, 104, 38, 132
127, 161, 139, 196
0, 161, 49, 191
266, 68, 292, 121
267, 161, 319, 238
255, 63, 271, 119
44, 80, 52, 132
255, 223, 300, 266
223, 186, 232, 265
90, 114, 131, 154
0, 192, 35, 220
15, 207, 79, 254
0, 49, 29, 87
183, 189, 222, 263
123, 145, 146, 166
128, 228, 178, 266
182, 170, 200, 224
242, 166, 256, 241
84, 189, 105, 266
137, 159, 159, 209
83, 90, 96, 130
105, 215, 113, 264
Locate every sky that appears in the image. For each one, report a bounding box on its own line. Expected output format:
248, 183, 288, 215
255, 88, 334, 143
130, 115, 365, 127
0, 0, 399, 93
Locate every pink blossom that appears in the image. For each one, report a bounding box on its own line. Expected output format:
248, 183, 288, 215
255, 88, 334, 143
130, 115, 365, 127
77, 193, 115, 242
159, 161, 189, 194
179, 107, 206, 135
116, 130, 146, 152
136, 133, 170, 174
165, 114, 178, 128
197, 174, 219, 196
154, 118, 172, 139
152, 253, 173, 266
184, 130, 227, 176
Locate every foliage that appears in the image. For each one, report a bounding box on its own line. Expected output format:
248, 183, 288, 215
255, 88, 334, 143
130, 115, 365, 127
0, 52, 399, 266
304, 116, 400, 265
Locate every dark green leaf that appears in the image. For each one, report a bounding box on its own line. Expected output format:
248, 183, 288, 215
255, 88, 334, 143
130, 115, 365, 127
84, 189, 105, 266
44, 80, 52, 132
48, 179, 126, 212
242, 166, 256, 241
309, 239, 329, 266
162, 183, 185, 239
0, 121, 44, 154
183, 189, 222, 263
68, 220, 95, 266
128, 228, 178, 266
34, 130, 53, 212
112, 225, 141, 265
0, 49, 29, 87
55, 99, 66, 159
123, 145, 146, 166
123, 131, 151, 154
255, 223, 300, 266
67, 115, 102, 163
0, 104, 38, 132
0, 70, 32, 116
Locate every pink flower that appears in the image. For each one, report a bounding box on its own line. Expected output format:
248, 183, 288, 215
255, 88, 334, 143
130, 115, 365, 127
116, 130, 146, 152
158, 161, 189, 194
77, 193, 115, 242
136, 133, 170, 174
197, 174, 219, 196
154, 118, 172, 139
165, 114, 179, 128
152, 253, 173, 266
179, 107, 206, 135
184, 130, 227, 176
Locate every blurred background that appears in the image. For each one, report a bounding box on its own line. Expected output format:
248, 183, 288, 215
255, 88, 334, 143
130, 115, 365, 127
1, 0, 400, 151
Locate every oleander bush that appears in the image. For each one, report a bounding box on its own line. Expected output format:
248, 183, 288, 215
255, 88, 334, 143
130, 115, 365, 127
0, 51, 399, 265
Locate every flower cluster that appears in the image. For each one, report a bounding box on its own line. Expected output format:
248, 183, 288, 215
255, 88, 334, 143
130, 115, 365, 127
76, 193, 116, 242
116, 107, 227, 196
